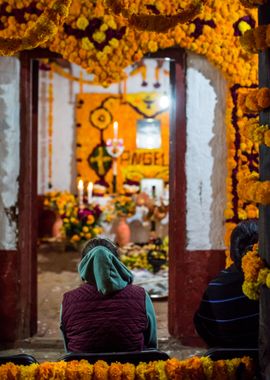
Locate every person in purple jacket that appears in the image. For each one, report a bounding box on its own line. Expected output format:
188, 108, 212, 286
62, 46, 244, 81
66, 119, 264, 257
60, 237, 157, 353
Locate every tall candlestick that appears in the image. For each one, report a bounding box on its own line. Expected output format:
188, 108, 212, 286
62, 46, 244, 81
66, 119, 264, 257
112, 160, 117, 193
87, 181, 93, 204
78, 179, 84, 207
113, 121, 118, 139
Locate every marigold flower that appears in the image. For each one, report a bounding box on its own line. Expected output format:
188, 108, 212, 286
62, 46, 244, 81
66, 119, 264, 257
93, 31, 106, 43
257, 88, 270, 109
77, 16, 89, 30
82, 37, 94, 51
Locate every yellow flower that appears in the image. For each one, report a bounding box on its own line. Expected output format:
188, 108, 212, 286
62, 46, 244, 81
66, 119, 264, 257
224, 209, 234, 219
107, 18, 117, 30
93, 31, 106, 43
76, 16, 89, 30
87, 215, 95, 225
82, 226, 89, 233
100, 23, 109, 32
109, 38, 119, 48
85, 233, 92, 239
71, 234, 80, 242
238, 21, 251, 35
82, 37, 94, 51
266, 273, 270, 288
148, 40, 158, 52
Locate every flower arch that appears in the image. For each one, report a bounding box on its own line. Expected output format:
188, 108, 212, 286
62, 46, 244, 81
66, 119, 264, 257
0, 0, 259, 263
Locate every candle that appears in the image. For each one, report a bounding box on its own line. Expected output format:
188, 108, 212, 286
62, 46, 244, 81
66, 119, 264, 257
113, 121, 118, 139
112, 159, 117, 176
87, 181, 93, 204
78, 179, 84, 206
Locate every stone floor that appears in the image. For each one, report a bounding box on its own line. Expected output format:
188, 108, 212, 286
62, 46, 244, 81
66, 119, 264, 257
0, 243, 205, 362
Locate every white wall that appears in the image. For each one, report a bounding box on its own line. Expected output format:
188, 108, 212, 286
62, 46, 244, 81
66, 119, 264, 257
0, 57, 20, 250
186, 52, 227, 250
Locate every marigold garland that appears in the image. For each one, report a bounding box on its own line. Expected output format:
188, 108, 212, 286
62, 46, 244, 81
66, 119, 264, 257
242, 243, 270, 300
238, 172, 270, 205
0, 0, 71, 55
239, 0, 266, 7
243, 120, 270, 146
240, 24, 270, 53
51, 62, 98, 85
0, 357, 256, 379
106, 0, 208, 32
239, 87, 270, 113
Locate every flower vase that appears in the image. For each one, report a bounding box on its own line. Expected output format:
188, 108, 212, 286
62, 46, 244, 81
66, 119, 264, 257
52, 214, 63, 239
115, 216, 130, 247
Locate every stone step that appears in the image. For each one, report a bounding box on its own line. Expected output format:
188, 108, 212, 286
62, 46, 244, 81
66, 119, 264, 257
0, 337, 205, 363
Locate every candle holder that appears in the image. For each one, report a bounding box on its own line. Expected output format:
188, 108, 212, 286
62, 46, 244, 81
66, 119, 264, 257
106, 138, 125, 193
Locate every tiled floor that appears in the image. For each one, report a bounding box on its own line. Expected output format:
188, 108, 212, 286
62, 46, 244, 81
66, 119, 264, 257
0, 243, 205, 362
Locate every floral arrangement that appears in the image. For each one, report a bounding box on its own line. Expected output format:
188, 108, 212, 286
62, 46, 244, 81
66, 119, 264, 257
239, 87, 270, 113
240, 25, 270, 54
44, 191, 76, 216
111, 195, 136, 217
242, 244, 270, 300
243, 120, 270, 146
0, 357, 255, 380
0, 0, 71, 55
62, 204, 103, 244
238, 172, 270, 205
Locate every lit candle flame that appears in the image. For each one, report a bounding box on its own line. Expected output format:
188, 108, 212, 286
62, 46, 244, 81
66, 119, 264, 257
78, 179, 84, 190
113, 121, 118, 139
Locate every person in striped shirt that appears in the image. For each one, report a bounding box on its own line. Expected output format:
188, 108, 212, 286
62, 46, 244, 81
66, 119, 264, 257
193, 220, 259, 348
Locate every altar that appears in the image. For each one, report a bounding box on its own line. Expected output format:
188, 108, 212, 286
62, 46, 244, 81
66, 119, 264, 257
40, 187, 169, 296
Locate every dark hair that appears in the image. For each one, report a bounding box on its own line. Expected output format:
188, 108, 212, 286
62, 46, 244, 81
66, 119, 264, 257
230, 219, 258, 270
81, 237, 119, 259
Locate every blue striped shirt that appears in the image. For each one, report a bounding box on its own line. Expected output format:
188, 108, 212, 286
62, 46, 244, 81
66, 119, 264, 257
194, 264, 259, 347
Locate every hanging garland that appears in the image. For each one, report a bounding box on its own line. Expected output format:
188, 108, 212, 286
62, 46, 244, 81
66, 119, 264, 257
0, 357, 255, 379
242, 244, 270, 300
0, 0, 71, 55
51, 62, 100, 85
105, 0, 208, 32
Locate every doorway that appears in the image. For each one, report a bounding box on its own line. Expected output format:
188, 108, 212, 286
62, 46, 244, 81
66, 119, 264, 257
18, 47, 187, 341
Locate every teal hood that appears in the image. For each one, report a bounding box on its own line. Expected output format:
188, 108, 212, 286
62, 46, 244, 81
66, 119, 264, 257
78, 246, 133, 295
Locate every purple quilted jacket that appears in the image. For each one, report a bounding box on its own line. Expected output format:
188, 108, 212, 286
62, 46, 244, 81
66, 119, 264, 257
61, 283, 148, 352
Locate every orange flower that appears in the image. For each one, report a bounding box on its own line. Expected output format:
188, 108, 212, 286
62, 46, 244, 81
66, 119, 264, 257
257, 88, 270, 109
